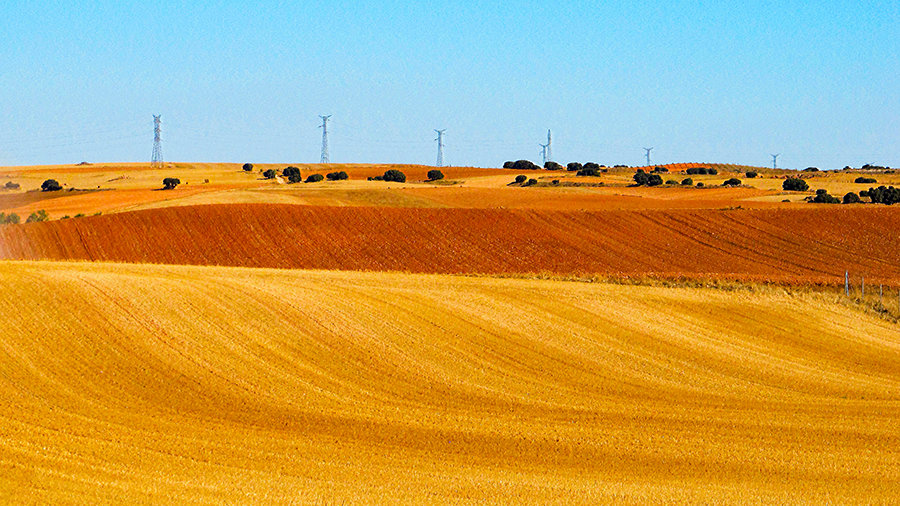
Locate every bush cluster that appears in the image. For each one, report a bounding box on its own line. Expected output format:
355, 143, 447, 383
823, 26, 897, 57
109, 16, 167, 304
382, 169, 407, 182
685, 167, 717, 175
812, 189, 840, 204
855, 177, 877, 184
633, 169, 662, 186
503, 160, 541, 171
427, 169, 444, 181
544, 161, 563, 170
651, 166, 668, 173
782, 178, 809, 191
577, 167, 600, 177
861, 186, 900, 205
242, 163, 254, 172
282, 166, 302, 183
566, 162, 583, 172
326, 171, 349, 181
26, 210, 49, 222
681, 178, 693, 185
162, 177, 180, 190
745, 171, 758, 178
305, 174, 324, 183
803, 167, 819, 172
262, 169, 277, 179
722, 178, 742, 187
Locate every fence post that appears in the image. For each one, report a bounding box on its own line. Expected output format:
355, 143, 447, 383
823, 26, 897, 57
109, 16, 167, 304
880, 284, 883, 307
862, 277, 865, 299
845, 271, 849, 297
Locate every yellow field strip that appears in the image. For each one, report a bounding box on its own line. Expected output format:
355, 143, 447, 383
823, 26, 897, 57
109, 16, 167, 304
0, 261, 898, 503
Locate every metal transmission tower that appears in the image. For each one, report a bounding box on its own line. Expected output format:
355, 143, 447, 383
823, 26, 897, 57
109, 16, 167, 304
319, 115, 332, 164
771, 153, 780, 169
546, 130, 552, 162
643, 147, 653, 166
539, 143, 549, 165
150, 115, 163, 168
434, 129, 446, 167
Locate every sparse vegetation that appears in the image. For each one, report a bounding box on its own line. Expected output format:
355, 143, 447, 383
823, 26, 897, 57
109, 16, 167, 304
26, 210, 49, 223
782, 178, 809, 192
0, 212, 21, 224
41, 179, 62, 192
426, 169, 444, 181
4, 181, 20, 190
382, 169, 407, 183
162, 178, 181, 190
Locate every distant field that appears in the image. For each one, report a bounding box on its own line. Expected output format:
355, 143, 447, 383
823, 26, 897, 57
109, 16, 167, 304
4, 161, 896, 217
2, 204, 900, 285
1, 261, 898, 503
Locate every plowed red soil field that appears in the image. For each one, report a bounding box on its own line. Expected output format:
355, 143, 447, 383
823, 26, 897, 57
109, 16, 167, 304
2, 204, 898, 284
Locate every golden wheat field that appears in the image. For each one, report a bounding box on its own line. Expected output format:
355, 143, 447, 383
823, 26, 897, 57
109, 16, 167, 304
1, 261, 899, 503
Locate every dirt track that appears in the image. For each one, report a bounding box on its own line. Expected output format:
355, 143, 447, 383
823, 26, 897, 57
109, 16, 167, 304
2, 203, 899, 284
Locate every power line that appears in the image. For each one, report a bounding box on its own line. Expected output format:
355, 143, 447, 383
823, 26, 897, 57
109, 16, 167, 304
151, 115, 163, 168
434, 129, 446, 167
319, 115, 332, 164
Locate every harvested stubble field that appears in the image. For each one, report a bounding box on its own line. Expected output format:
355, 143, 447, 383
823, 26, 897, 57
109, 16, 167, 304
2, 204, 900, 285
1, 261, 898, 503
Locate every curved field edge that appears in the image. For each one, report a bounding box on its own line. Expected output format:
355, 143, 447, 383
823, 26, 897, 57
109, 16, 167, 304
2, 204, 900, 285
0, 261, 898, 503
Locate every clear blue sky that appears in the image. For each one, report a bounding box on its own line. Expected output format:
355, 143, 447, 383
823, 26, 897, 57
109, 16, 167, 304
0, 1, 896, 169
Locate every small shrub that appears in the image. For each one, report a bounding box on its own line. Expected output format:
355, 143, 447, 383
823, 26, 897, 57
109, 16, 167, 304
646, 174, 663, 186
745, 171, 758, 178
426, 169, 444, 181
665, 179, 679, 185
523, 178, 538, 187
26, 210, 49, 223
1, 213, 20, 224
583, 162, 600, 170
707, 168, 718, 175
4, 181, 20, 190
544, 161, 563, 171
855, 177, 877, 184
651, 166, 668, 173
696, 182, 704, 188
843, 192, 861, 204
61, 215, 70, 220
305, 173, 324, 183
368, 176, 384, 181
242, 163, 254, 172
681, 178, 693, 185
514, 175, 527, 184
782, 178, 809, 191
551, 179, 560, 185
383, 169, 406, 183
503, 161, 514, 169
803, 167, 819, 172
41, 179, 62, 192
326, 171, 349, 181
577, 167, 600, 177
74, 213, 85, 218
262, 169, 276, 179
566, 162, 583, 172
723, 178, 742, 187
162, 177, 180, 190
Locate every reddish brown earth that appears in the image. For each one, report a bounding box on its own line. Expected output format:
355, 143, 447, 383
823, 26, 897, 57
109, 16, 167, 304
1, 204, 897, 284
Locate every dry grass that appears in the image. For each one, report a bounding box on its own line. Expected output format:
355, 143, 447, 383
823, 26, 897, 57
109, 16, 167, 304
0, 261, 898, 503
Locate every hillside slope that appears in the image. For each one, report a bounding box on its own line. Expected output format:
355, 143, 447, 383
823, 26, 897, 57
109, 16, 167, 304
2, 204, 900, 284
0, 262, 898, 502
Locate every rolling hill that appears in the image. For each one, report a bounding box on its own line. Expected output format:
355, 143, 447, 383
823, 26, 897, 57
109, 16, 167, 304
2, 204, 899, 285
1, 261, 898, 502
